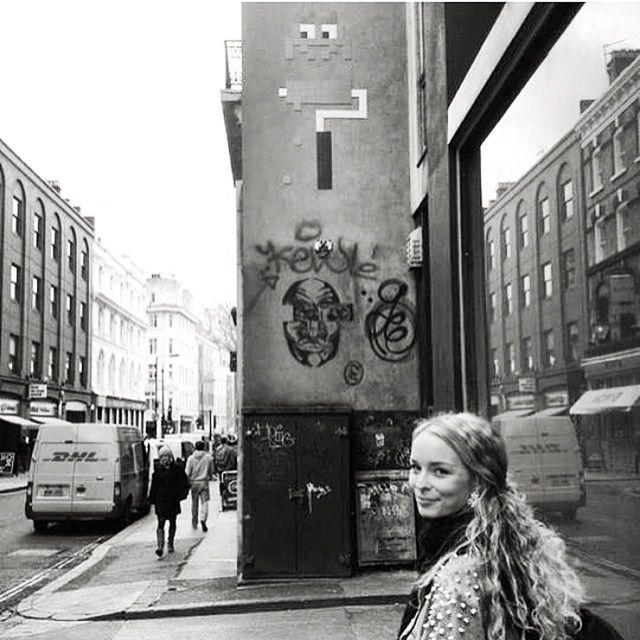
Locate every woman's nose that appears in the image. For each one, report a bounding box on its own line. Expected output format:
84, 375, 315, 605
412, 470, 431, 489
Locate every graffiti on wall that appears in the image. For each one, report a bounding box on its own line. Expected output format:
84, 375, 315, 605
365, 279, 416, 363
344, 360, 364, 385
282, 278, 353, 367
254, 221, 379, 291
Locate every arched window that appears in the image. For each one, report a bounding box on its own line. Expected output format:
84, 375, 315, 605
557, 164, 574, 222
34, 200, 45, 250
97, 350, 105, 389
119, 359, 126, 393
536, 183, 551, 236
500, 215, 511, 261
12, 181, 25, 236
485, 229, 495, 272
67, 227, 77, 272
516, 200, 529, 248
51, 213, 62, 262
108, 355, 116, 395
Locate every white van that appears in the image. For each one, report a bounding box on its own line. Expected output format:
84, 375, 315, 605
25, 423, 149, 532
491, 412, 586, 518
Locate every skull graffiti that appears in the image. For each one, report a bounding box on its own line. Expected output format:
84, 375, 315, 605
282, 278, 352, 367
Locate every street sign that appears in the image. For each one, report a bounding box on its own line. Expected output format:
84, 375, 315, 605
28, 383, 48, 400
518, 377, 537, 393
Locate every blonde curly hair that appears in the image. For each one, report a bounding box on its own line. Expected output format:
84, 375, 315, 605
413, 412, 585, 640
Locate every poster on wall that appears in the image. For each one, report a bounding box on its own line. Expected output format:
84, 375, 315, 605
355, 469, 416, 566
0, 452, 15, 476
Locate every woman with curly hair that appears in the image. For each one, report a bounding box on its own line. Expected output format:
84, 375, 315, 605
399, 412, 622, 640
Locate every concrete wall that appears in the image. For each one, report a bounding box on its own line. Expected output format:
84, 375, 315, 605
242, 2, 418, 410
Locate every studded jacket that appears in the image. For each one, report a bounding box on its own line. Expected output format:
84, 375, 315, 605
400, 553, 485, 640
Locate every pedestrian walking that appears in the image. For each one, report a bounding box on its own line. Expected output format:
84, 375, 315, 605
185, 440, 214, 531
399, 412, 624, 640
148, 445, 189, 558
214, 435, 238, 500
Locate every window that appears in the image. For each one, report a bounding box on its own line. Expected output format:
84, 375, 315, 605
67, 239, 76, 272
169, 314, 173, 328
521, 337, 533, 372
567, 322, 579, 363
612, 122, 626, 176
519, 212, 529, 248
542, 262, 553, 298
33, 213, 43, 249
79, 356, 87, 387
150, 314, 157, 328
491, 348, 500, 379
80, 301, 87, 331
50, 285, 59, 318
169, 338, 174, 354
12, 196, 23, 235
51, 226, 60, 261
65, 352, 74, 384
505, 342, 515, 375
149, 338, 157, 355
562, 249, 576, 289
539, 197, 551, 235
32, 276, 42, 311
616, 203, 631, 251
487, 239, 496, 271
66, 294, 75, 325
501, 227, 511, 260
30, 342, 41, 377
169, 364, 173, 380
48, 346, 58, 380
543, 330, 556, 368
521, 274, 531, 308
299, 23, 316, 38
489, 292, 497, 323
594, 212, 608, 263
320, 24, 338, 39
8, 335, 19, 373
561, 180, 574, 220
10, 264, 21, 302
504, 283, 513, 315
81, 249, 88, 280
591, 144, 603, 192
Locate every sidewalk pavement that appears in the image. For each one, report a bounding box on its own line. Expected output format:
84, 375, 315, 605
4, 477, 640, 630
0, 472, 29, 494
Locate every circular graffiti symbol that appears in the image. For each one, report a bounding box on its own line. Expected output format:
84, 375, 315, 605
365, 279, 416, 362
344, 360, 364, 386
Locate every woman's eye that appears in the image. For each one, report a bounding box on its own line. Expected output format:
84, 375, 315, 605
433, 468, 449, 476
409, 463, 420, 472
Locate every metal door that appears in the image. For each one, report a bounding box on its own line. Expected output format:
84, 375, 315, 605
243, 411, 351, 579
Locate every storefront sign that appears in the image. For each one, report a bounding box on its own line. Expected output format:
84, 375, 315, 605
545, 390, 569, 407
507, 394, 536, 410
28, 384, 48, 400
0, 399, 19, 415
30, 401, 58, 417
355, 470, 416, 566
65, 401, 87, 412
518, 378, 537, 393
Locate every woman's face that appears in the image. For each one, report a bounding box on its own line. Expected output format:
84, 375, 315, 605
409, 430, 473, 519
159, 453, 172, 468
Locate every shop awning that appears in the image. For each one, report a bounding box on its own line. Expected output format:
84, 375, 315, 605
31, 418, 71, 425
570, 385, 640, 415
491, 409, 535, 422
528, 407, 569, 418
0, 415, 39, 427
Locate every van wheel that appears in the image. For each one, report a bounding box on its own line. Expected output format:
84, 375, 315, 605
33, 520, 49, 533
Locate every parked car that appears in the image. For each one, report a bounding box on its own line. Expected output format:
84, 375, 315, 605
25, 423, 149, 532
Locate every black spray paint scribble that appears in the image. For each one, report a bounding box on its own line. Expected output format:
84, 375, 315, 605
364, 279, 416, 363
344, 360, 364, 386
282, 278, 354, 367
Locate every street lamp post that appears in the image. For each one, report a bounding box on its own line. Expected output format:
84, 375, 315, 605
156, 352, 179, 439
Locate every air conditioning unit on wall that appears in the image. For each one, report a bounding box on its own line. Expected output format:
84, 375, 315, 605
405, 227, 423, 269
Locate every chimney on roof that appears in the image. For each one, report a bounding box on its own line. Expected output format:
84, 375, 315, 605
84, 216, 95, 228
606, 49, 640, 83
496, 182, 514, 198
73, 206, 82, 214
47, 180, 61, 193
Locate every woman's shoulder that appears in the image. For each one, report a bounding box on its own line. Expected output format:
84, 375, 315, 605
434, 552, 481, 584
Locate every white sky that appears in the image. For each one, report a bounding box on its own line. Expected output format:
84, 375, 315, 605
482, 2, 640, 206
0, 0, 241, 307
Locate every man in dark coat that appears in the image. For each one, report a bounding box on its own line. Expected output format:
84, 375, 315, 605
148, 445, 189, 557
